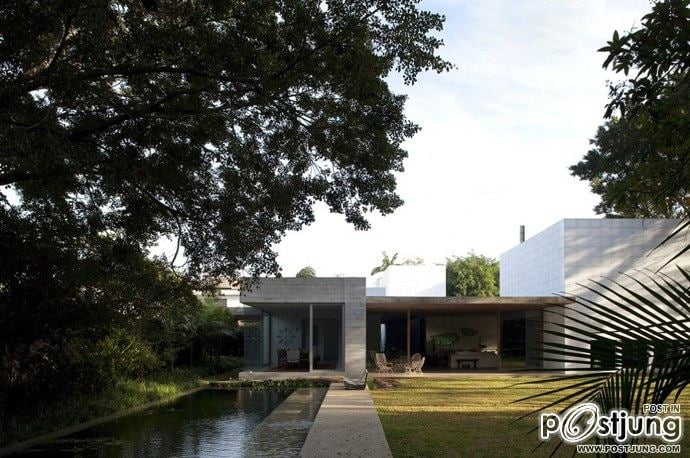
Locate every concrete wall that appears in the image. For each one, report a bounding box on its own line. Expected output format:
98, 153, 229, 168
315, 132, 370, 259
499, 220, 565, 296
241, 277, 366, 375
500, 218, 685, 297
561, 218, 684, 295
499, 218, 688, 369
368, 264, 446, 296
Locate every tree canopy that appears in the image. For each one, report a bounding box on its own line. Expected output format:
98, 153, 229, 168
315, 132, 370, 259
296, 266, 316, 277
570, 0, 689, 218
446, 253, 499, 297
370, 251, 424, 275
0, 0, 451, 281
0, 0, 451, 407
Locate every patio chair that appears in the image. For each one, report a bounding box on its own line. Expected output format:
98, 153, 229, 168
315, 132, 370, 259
343, 370, 368, 390
403, 353, 422, 374
277, 349, 288, 368
375, 353, 393, 373
415, 356, 426, 374
286, 349, 300, 368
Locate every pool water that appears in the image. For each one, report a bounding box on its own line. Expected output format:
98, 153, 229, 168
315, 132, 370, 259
19, 388, 326, 457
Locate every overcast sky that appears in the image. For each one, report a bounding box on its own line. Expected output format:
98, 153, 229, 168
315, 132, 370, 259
274, 0, 652, 278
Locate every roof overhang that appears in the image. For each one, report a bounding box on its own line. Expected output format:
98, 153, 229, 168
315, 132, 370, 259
365, 296, 572, 313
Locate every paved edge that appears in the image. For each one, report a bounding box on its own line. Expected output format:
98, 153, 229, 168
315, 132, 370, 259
299, 383, 392, 457
0, 387, 205, 457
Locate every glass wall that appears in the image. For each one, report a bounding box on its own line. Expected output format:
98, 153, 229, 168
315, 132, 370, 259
501, 309, 543, 369
242, 306, 263, 368
243, 303, 343, 371
312, 304, 343, 370
269, 304, 309, 369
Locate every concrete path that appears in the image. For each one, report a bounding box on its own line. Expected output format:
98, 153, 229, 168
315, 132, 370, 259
300, 383, 392, 457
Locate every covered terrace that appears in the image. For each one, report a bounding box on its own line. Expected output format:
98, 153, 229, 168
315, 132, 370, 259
365, 296, 571, 372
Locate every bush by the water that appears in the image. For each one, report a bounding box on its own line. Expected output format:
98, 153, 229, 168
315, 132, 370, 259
206, 378, 333, 389
0, 243, 242, 413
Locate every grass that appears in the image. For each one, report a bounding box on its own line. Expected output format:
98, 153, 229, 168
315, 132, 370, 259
0, 367, 241, 447
370, 376, 690, 457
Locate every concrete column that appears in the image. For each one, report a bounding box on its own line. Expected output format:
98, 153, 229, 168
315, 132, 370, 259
497, 309, 502, 370
309, 304, 313, 372
406, 309, 411, 360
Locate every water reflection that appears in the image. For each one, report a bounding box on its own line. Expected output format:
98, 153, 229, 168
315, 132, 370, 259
20, 389, 292, 457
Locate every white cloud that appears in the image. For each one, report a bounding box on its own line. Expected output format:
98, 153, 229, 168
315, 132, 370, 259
274, 0, 652, 278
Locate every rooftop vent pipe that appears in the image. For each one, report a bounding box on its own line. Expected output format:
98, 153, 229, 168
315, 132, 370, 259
519, 225, 525, 243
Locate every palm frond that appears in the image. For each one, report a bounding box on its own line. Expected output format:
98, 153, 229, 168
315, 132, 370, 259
515, 267, 690, 456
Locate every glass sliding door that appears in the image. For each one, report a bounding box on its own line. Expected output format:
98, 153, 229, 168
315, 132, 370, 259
241, 306, 263, 368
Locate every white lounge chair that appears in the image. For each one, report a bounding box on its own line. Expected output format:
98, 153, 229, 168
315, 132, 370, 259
375, 353, 393, 373
403, 353, 422, 374
415, 356, 426, 374
343, 370, 368, 390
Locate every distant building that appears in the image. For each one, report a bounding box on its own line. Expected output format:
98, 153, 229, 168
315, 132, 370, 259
367, 264, 446, 297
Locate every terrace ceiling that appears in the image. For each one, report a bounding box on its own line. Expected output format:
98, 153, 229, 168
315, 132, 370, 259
365, 296, 572, 313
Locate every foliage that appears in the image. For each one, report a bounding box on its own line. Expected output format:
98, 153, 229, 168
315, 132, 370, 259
0, 0, 450, 410
0, 228, 201, 408
0, 0, 452, 282
90, 329, 160, 381
206, 378, 332, 389
514, 267, 690, 455
446, 252, 499, 297
371, 252, 400, 275
200, 356, 244, 376
193, 297, 237, 369
296, 266, 316, 278
370, 251, 424, 275
0, 368, 220, 447
570, 0, 690, 217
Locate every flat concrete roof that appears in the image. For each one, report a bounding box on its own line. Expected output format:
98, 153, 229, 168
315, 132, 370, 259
365, 296, 571, 313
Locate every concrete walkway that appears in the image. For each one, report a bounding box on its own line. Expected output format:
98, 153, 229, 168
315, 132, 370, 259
300, 383, 392, 457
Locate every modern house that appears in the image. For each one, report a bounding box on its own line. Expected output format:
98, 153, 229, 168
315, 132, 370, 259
237, 218, 687, 378
237, 266, 561, 377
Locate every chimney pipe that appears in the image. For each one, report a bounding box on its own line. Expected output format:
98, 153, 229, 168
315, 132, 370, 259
519, 225, 525, 243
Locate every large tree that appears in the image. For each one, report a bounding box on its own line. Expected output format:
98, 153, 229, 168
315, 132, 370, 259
446, 253, 499, 297
0, 0, 451, 404
0, 0, 451, 281
570, 0, 689, 218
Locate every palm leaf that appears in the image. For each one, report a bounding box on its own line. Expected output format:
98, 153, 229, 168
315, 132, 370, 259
653, 218, 690, 271
514, 267, 690, 456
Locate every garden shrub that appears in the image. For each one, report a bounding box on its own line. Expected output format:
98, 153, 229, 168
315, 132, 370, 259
91, 330, 159, 381
202, 356, 244, 375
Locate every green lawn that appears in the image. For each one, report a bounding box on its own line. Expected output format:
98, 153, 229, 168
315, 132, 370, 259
0, 368, 240, 447
370, 376, 690, 457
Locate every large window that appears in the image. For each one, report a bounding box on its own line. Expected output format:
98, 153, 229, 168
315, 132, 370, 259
312, 304, 343, 370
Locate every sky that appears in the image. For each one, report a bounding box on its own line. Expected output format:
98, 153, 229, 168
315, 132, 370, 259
274, 0, 652, 278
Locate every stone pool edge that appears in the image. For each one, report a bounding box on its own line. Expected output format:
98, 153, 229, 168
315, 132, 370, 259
0, 386, 206, 457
